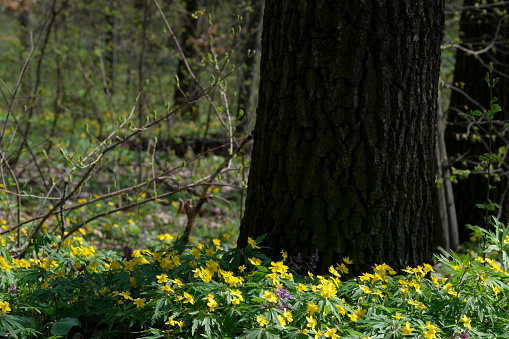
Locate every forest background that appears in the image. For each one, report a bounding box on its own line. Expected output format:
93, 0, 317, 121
0, 0, 509, 338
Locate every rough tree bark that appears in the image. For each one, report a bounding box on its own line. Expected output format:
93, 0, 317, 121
238, 1, 444, 275
446, 0, 509, 240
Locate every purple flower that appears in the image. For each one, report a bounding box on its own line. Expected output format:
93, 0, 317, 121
273, 286, 294, 311
448, 329, 469, 339
122, 244, 134, 261
288, 249, 320, 272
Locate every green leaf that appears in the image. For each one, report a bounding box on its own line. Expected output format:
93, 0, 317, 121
243, 328, 265, 339
51, 318, 80, 336
471, 109, 482, 117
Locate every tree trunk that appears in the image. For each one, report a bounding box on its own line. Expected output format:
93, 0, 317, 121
173, 0, 201, 116
104, 1, 117, 95
446, 0, 509, 240
435, 93, 460, 253
236, 0, 264, 136
238, 1, 444, 275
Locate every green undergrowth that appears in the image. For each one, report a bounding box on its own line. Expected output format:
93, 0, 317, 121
1, 221, 509, 338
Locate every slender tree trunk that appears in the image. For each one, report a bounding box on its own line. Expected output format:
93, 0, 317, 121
238, 1, 444, 275
236, 0, 264, 136
173, 0, 201, 116
104, 1, 117, 95
446, 0, 509, 240
435, 94, 460, 253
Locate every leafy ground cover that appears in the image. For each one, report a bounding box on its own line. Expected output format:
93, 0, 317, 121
1, 221, 509, 338
0, 2, 507, 338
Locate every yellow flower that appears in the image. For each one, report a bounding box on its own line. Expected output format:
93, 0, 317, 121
335, 304, 346, 315
336, 263, 349, 274
318, 279, 337, 299
423, 331, 436, 339
161, 285, 173, 293
417, 302, 427, 310
191, 247, 201, 259
184, 292, 195, 304
238, 265, 246, 272
420, 322, 438, 339
177, 292, 195, 304
324, 328, 339, 338
407, 299, 418, 306
297, 283, 308, 292
343, 257, 353, 264
203, 293, 218, 312
270, 261, 288, 275
281, 250, 288, 261
230, 289, 244, 305
110, 260, 122, 270
156, 273, 169, 283
248, 237, 260, 249
40, 258, 56, 271
134, 298, 146, 308
221, 270, 244, 287
165, 317, 178, 326
314, 330, 323, 339
307, 302, 319, 317
360, 285, 372, 294
123, 260, 135, 272
493, 285, 501, 299
257, 315, 269, 327
73, 261, 82, 271
265, 272, 278, 285
347, 313, 359, 321
459, 315, 472, 329
401, 321, 413, 335
359, 272, 374, 282
262, 290, 278, 304
202, 260, 217, 275
230, 289, 243, 298
212, 238, 221, 249
172, 278, 184, 286
0, 301, 11, 314
193, 267, 214, 283
329, 265, 341, 277
504, 235, 509, 244
306, 315, 317, 329
249, 257, 262, 266
205, 247, 216, 257
277, 314, 286, 328
392, 312, 403, 320
354, 308, 367, 318
231, 296, 243, 305
118, 291, 133, 300
284, 310, 293, 322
